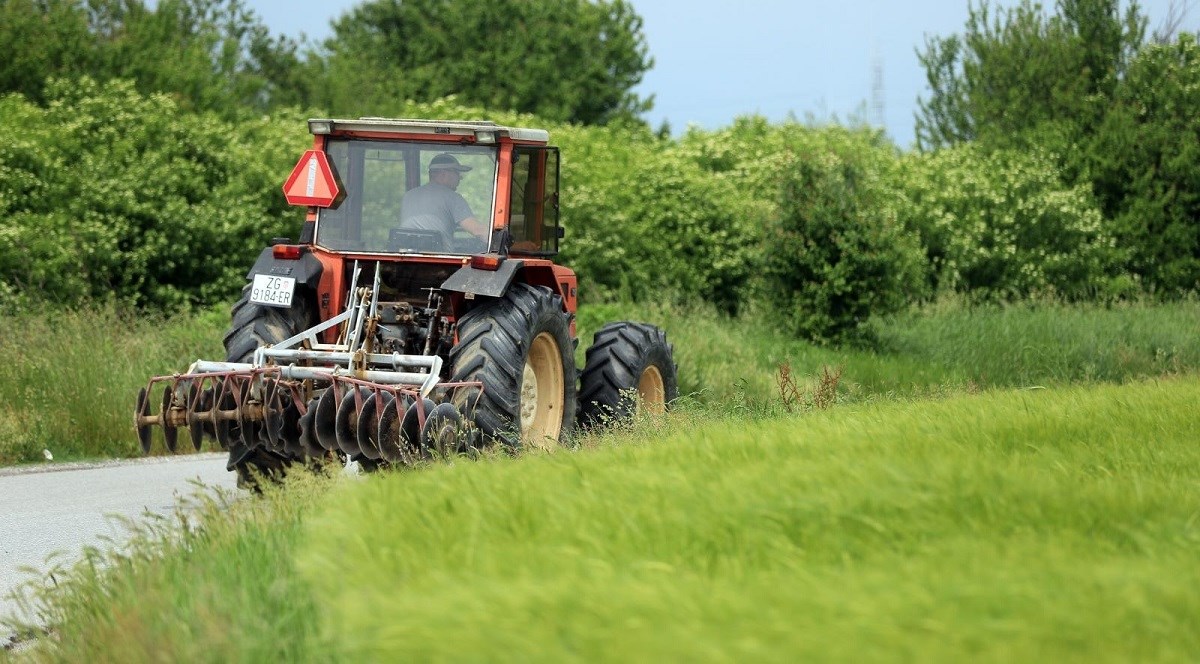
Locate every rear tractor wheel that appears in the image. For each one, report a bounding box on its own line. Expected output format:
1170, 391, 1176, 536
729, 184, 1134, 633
450, 283, 577, 451
578, 322, 678, 429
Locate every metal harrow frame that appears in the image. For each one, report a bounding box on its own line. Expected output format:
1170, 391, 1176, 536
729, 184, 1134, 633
134, 262, 483, 464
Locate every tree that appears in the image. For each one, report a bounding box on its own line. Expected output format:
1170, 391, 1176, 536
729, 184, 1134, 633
0, 0, 310, 114
1088, 34, 1200, 292
915, 0, 1145, 151
0, 0, 97, 100
915, 0, 1200, 295
316, 0, 654, 126
92, 0, 314, 112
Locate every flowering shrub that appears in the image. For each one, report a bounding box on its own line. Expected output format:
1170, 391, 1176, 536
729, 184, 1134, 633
895, 145, 1120, 300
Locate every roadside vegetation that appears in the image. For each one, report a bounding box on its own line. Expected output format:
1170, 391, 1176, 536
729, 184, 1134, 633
0, 305, 224, 464
2, 298, 1197, 466
3, 475, 334, 662
7, 375, 1199, 661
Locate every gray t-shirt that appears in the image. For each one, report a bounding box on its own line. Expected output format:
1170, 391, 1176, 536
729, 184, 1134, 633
398, 182, 475, 248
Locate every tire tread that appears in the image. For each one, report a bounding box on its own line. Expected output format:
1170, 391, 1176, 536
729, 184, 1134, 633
578, 321, 678, 428
450, 283, 576, 447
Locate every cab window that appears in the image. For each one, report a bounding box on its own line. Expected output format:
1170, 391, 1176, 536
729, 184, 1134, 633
507, 147, 560, 255
316, 139, 498, 255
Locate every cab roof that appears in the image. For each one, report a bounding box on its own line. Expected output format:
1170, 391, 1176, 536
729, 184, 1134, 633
307, 117, 550, 144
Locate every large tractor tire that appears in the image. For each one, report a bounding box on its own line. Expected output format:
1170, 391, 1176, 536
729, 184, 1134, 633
578, 322, 678, 429
222, 283, 313, 488
450, 283, 577, 450
224, 284, 312, 365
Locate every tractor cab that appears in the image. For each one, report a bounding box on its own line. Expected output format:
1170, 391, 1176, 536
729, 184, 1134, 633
295, 118, 562, 259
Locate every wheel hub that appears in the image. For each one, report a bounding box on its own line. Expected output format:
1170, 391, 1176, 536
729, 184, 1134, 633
520, 331, 564, 449
638, 365, 666, 416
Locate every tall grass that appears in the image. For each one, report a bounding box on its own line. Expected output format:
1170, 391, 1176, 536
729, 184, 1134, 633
1, 297, 1196, 464
578, 298, 1200, 408
12, 376, 1198, 661
0, 304, 225, 464
874, 297, 1200, 387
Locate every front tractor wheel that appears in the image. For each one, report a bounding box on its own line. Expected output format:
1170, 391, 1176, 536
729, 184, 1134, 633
578, 322, 678, 429
451, 283, 577, 450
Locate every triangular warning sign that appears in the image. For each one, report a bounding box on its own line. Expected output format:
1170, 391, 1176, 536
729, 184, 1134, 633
283, 149, 340, 207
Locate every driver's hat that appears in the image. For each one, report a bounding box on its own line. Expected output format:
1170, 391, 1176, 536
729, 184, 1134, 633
429, 153, 472, 172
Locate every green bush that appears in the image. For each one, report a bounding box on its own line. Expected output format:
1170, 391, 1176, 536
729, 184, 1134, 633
896, 144, 1121, 300
0, 78, 308, 309
675, 116, 800, 206
0, 78, 1167, 330
760, 129, 926, 344
564, 147, 758, 311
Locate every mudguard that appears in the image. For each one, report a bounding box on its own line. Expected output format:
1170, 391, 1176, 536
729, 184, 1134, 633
245, 247, 324, 289
440, 259, 523, 298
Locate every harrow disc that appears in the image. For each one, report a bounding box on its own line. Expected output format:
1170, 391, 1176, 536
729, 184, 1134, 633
261, 381, 303, 457
377, 394, 415, 464
403, 398, 436, 459
297, 398, 323, 457
356, 392, 390, 461
214, 388, 237, 449
135, 387, 153, 454
278, 402, 304, 458
161, 387, 179, 453
234, 386, 264, 448
186, 384, 210, 451
261, 380, 286, 452
421, 402, 467, 457
313, 387, 340, 451
335, 388, 371, 457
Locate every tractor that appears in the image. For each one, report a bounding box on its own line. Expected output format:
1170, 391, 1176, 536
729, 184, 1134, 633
133, 117, 678, 484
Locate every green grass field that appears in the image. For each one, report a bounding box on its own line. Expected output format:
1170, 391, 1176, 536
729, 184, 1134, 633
8, 375, 1199, 662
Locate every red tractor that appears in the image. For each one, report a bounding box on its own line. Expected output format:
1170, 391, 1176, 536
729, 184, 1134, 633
134, 117, 678, 483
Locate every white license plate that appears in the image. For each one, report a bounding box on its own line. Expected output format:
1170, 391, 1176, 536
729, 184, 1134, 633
250, 274, 295, 308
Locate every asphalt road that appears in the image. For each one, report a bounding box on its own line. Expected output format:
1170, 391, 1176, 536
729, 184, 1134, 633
0, 453, 237, 632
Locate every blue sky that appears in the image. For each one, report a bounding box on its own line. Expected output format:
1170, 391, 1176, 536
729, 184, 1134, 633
249, 0, 1191, 148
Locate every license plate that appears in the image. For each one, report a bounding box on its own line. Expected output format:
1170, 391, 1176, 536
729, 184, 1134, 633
250, 274, 295, 308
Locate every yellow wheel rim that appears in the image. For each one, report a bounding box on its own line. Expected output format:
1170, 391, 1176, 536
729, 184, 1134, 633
520, 332, 564, 448
637, 365, 666, 416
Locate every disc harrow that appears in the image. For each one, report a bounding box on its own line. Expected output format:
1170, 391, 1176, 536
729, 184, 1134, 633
133, 262, 481, 468
134, 371, 476, 465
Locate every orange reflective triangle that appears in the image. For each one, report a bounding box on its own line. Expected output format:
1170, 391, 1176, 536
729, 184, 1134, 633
283, 149, 340, 207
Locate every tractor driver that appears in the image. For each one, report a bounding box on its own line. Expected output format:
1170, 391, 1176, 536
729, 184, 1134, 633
398, 153, 491, 250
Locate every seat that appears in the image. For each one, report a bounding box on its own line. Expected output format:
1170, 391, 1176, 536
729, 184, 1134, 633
388, 227, 445, 253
